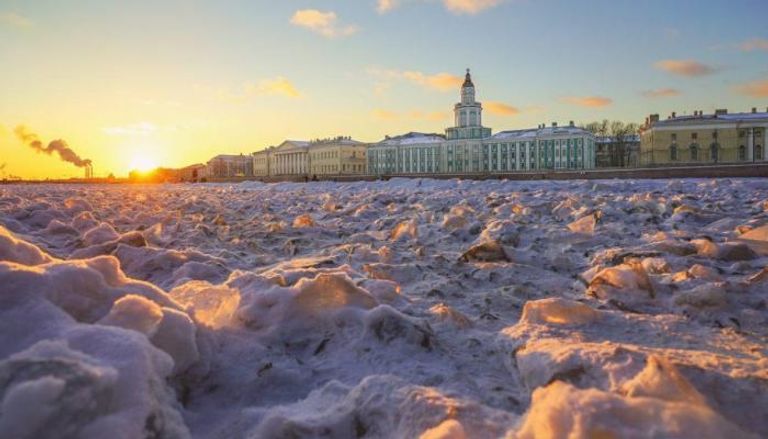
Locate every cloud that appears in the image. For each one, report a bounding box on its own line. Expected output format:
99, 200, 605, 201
734, 78, 768, 98
0, 12, 32, 28
103, 122, 158, 137
376, 0, 400, 13
368, 68, 462, 93
376, 0, 504, 15
443, 0, 503, 14
372, 109, 448, 122
245, 77, 301, 98
562, 96, 613, 108
654, 59, 717, 77
738, 38, 768, 52
290, 9, 359, 38
641, 88, 681, 98
485, 101, 520, 116
211, 77, 302, 103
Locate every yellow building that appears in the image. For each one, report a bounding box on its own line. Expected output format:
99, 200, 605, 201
308, 136, 367, 177
640, 108, 768, 166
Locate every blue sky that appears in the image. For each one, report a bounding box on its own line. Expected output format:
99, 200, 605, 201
0, 0, 767, 177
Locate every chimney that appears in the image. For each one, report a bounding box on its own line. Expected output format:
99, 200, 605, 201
552, 122, 558, 128
753, 107, 757, 114
715, 108, 728, 116
649, 114, 660, 124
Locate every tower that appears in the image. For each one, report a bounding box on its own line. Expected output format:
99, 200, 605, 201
446, 69, 491, 140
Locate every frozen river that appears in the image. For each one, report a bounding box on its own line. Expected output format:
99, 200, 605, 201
1, 178, 766, 438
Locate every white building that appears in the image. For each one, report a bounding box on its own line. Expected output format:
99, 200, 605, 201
368, 70, 595, 175
270, 140, 310, 176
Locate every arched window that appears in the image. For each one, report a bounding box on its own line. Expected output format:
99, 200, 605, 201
689, 144, 699, 161
670, 145, 678, 161
710, 143, 719, 162
739, 145, 746, 161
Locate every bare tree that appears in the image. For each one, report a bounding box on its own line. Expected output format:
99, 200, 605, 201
582, 120, 639, 167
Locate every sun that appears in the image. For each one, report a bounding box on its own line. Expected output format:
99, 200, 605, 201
129, 155, 158, 173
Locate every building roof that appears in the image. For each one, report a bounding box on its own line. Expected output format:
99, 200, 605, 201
491, 125, 591, 140
654, 111, 768, 126
376, 132, 446, 146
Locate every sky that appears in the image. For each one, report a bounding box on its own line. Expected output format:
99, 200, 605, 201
0, 0, 767, 179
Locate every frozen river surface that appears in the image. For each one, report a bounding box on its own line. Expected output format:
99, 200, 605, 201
0, 178, 767, 438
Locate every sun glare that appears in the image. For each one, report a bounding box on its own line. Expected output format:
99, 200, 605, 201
129, 155, 158, 173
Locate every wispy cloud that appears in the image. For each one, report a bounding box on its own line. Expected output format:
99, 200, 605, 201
641, 88, 681, 98
734, 78, 768, 98
103, 122, 159, 137
290, 9, 359, 38
212, 77, 302, 103
376, 0, 400, 14
443, 0, 503, 14
245, 77, 301, 98
377, 0, 504, 15
372, 109, 448, 122
485, 101, 520, 116
0, 11, 32, 28
738, 38, 768, 52
369, 68, 463, 93
654, 59, 717, 77
562, 96, 613, 108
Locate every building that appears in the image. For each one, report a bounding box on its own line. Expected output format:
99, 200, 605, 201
595, 135, 641, 168
206, 154, 253, 178
176, 163, 207, 182
252, 147, 273, 177
640, 108, 768, 166
368, 70, 595, 175
270, 140, 310, 176
308, 136, 368, 176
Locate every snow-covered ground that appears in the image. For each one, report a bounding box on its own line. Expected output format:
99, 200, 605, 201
1, 178, 767, 438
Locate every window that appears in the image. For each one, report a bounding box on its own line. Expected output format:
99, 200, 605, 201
739, 145, 746, 161
690, 144, 699, 161
712, 131, 718, 139
756, 145, 763, 161
670, 145, 678, 161
671, 133, 677, 141
691, 132, 698, 140
739, 130, 746, 138
710, 143, 719, 162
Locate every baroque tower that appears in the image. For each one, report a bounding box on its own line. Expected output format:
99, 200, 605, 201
446, 69, 492, 140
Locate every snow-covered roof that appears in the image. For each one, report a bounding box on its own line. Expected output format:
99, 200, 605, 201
654, 111, 768, 126
491, 126, 591, 140
375, 132, 446, 146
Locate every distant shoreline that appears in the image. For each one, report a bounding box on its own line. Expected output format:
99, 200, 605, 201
3, 162, 767, 185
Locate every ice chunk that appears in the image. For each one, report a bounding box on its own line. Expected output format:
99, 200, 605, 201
82, 223, 120, 247
566, 212, 598, 234
621, 355, 707, 405
520, 298, 601, 326
391, 219, 418, 241
98, 294, 163, 336
513, 381, 754, 439
0, 226, 53, 265
420, 419, 467, 439
460, 240, 511, 262
169, 281, 240, 329
292, 214, 316, 228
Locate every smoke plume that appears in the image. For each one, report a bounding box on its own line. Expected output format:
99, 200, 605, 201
0, 163, 6, 171
14, 125, 92, 168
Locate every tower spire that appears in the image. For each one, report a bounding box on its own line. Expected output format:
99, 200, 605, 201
463, 68, 473, 88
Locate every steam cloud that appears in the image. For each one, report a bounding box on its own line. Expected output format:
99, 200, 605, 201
14, 125, 92, 168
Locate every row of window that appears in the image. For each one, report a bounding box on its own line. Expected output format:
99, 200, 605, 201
670, 129, 763, 141
669, 144, 763, 161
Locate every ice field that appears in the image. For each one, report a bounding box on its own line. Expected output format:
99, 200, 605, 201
0, 178, 767, 438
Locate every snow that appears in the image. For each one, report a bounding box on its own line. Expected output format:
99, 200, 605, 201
1, 178, 767, 438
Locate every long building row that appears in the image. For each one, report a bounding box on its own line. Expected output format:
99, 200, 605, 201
180, 70, 766, 181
